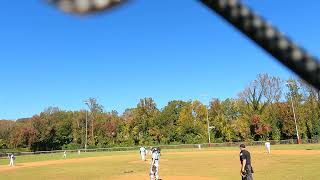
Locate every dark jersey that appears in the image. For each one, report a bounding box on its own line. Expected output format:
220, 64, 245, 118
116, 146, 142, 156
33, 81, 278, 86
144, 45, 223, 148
240, 150, 251, 166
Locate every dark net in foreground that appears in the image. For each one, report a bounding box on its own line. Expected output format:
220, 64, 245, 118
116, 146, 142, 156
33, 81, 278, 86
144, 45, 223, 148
200, 0, 320, 90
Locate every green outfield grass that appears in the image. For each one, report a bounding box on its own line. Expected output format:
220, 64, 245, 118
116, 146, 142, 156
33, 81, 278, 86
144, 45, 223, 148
1, 144, 320, 180
0, 151, 134, 165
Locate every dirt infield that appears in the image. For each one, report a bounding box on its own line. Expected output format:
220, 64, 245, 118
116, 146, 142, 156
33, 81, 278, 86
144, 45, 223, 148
112, 175, 216, 180
129, 159, 169, 164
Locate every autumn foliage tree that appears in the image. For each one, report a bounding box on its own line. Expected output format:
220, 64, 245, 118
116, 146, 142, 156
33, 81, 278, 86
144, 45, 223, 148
1, 74, 320, 151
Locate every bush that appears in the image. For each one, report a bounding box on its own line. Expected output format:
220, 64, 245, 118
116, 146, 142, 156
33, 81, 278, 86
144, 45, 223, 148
169, 141, 181, 145
62, 143, 80, 150
214, 138, 224, 143
0, 139, 7, 149
271, 126, 281, 140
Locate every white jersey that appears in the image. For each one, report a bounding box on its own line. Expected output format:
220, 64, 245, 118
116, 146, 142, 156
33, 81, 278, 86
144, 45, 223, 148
152, 151, 160, 166
265, 142, 270, 147
265, 142, 271, 154
9, 154, 14, 166
140, 147, 146, 154
150, 151, 160, 180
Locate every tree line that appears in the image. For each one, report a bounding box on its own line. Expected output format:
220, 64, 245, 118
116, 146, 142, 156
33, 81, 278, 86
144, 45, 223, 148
1, 73, 320, 151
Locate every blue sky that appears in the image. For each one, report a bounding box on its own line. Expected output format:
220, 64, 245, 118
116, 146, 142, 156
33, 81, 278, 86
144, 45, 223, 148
1, 0, 319, 120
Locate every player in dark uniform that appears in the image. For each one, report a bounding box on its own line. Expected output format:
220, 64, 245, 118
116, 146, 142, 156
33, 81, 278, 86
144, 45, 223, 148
239, 144, 254, 180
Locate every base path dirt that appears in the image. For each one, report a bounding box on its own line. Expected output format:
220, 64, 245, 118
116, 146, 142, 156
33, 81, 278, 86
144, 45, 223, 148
112, 175, 216, 180
129, 159, 169, 164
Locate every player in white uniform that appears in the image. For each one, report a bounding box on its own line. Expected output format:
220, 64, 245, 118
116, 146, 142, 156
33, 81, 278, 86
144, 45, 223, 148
150, 147, 160, 180
140, 146, 146, 161
63, 150, 67, 158
265, 141, 271, 154
8, 153, 15, 167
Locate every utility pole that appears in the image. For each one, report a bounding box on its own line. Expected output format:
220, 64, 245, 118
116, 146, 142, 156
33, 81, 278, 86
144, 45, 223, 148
286, 82, 300, 144
206, 106, 211, 147
84, 100, 90, 149
289, 92, 300, 144
85, 109, 88, 150
202, 94, 214, 148
91, 112, 93, 145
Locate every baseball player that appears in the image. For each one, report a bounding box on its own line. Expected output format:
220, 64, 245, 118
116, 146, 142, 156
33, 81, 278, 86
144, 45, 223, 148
63, 150, 67, 158
265, 141, 271, 154
150, 147, 160, 180
140, 146, 146, 161
8, 153, 15, 167
240, 144, 254, 180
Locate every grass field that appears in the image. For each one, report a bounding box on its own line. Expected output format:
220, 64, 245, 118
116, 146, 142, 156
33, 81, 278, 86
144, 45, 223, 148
1, 144, 320, 180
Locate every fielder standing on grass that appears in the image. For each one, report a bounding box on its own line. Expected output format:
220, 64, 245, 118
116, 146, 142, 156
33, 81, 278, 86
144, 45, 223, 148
8, 153, 15, 167
265, 140, 271, 154
140, 146, 146, 161
239, 144, 254, 180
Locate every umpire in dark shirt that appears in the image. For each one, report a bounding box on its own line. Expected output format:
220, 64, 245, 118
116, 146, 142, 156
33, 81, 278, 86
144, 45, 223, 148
239, 144, 254, 180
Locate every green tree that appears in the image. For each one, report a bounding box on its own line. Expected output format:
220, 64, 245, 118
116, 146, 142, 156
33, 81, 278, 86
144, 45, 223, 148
129, 98, 159, 145
155, 100, 188, 144
178, 102, 206, 144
